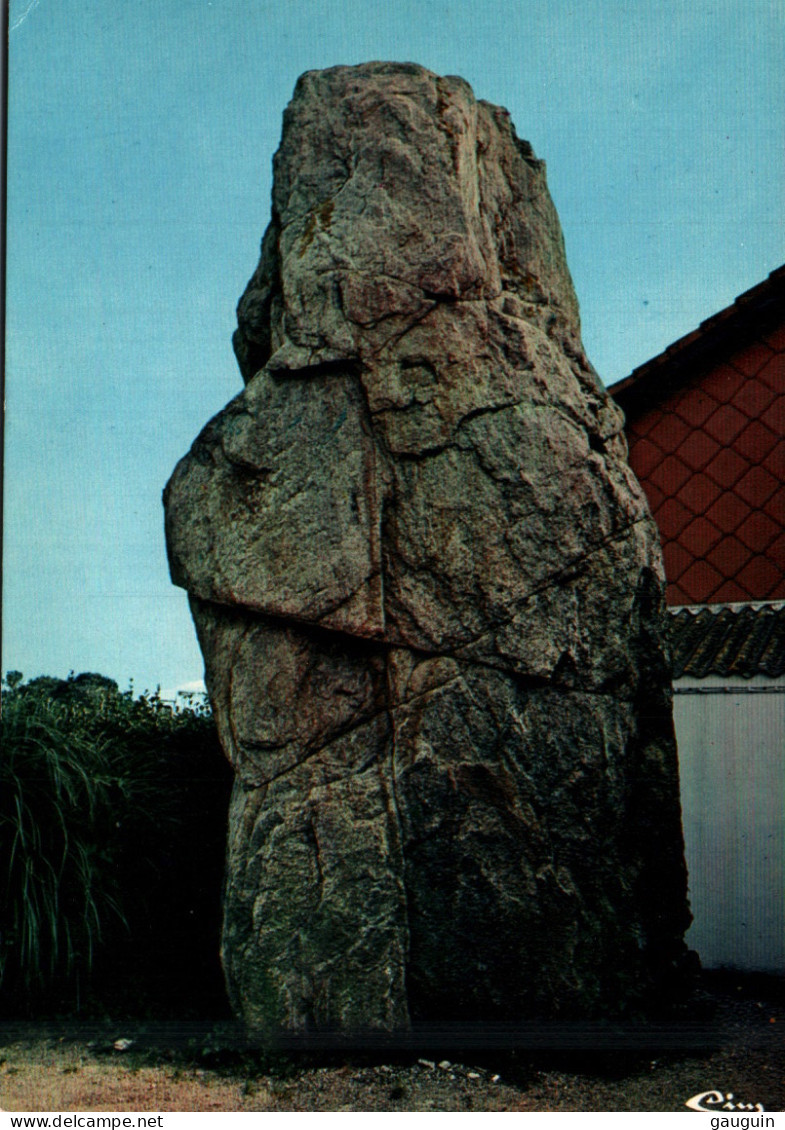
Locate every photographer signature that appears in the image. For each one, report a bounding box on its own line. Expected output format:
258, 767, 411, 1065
686, 1090, 765, 1113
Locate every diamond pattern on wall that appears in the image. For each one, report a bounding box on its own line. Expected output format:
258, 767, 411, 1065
730, 341, 775, 378
735, 466, 779, 508
674, 431, 722, 472
703, 402, 749, 446
656, 497, 695, 539
670, 387, 718, 428
649, 453, 692, 494
705, 493, 752, 535
763, 440, 785, 480
735, 419, 779, 462
680, 516, 723, 558
624, 332, 785, 604
701, 363, 748, 402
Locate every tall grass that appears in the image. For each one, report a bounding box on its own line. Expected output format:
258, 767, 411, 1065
0, 672, 232, 1017
2, 676, 155, 1006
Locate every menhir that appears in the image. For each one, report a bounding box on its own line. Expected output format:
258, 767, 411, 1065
164, 62, 692, 1037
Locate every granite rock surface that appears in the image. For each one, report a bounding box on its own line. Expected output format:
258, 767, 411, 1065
164, 61, 692, 1035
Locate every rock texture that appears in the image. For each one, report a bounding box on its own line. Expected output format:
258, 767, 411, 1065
164, 62, 692, 1036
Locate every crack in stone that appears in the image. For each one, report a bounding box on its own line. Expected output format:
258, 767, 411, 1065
235, 669, 466, 789
224, 617, 254, 770
310, 569, 384, 632
454, 397, 522, 431
452, 515, 655, 660
372, 302, 440, 357
190, 492, 650, 712
383, 653, 412, 1010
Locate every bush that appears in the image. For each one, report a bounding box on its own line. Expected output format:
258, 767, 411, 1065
1, 672, 233, 1018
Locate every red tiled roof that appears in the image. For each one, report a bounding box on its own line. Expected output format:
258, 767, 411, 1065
609, 266, 785, 606
610, 265, 785, 416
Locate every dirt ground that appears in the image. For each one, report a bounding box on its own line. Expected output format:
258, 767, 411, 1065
1, 976, 783, 1113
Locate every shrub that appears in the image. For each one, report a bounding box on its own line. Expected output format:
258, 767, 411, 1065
0, 672, 233, 1018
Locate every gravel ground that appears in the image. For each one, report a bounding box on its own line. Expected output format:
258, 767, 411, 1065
1, 975, 782, 1113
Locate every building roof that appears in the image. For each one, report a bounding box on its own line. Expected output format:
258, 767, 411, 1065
668, 603, 785, 679
607, 264, 785, 606
610, 265, 785, 419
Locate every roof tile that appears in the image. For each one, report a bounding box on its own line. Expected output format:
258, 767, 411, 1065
675, 431, 722, 472
735, 465, 779, 508
627, 411, 661, 440
733, 377, 777, 419
705, 492, 752, 535
765, 489, 785, 526
641, 480, 666, 514
627, 435, 663, 478
646, 412, 692, 454
734, 419, 779, 462
678, 558, 724, 603
667, 580, 692, 605
703, 447, 750, 490
680, 516, 723, 559
766, 529, 785, 569
672, 387, 720, 428
703, 402, 749, 445
735, 510, 780, 554
706, 535, 748, 579
668, 603, 785, 679
755, 352, 785, 391
731, 340, 776, 378
762, 439, 785, 481
649, 452, 692, 494
655, 497, 695, 539
760, 394, 785, 434
679, 471, 723, 516
701, 363, 748, 403
710, 578, 754, 603
662, 540, 694, 581
735, 556, 783, 598
762, 323, 785, 352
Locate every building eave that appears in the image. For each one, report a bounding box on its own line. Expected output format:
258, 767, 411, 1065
609, 265, 785, 419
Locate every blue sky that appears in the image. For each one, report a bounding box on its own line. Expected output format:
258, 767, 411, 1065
4, 0, 784, 696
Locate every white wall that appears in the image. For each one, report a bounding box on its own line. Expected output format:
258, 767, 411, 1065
675, 676, 784, 973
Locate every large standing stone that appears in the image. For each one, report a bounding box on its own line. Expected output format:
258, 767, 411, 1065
164, 62, 692, 1035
